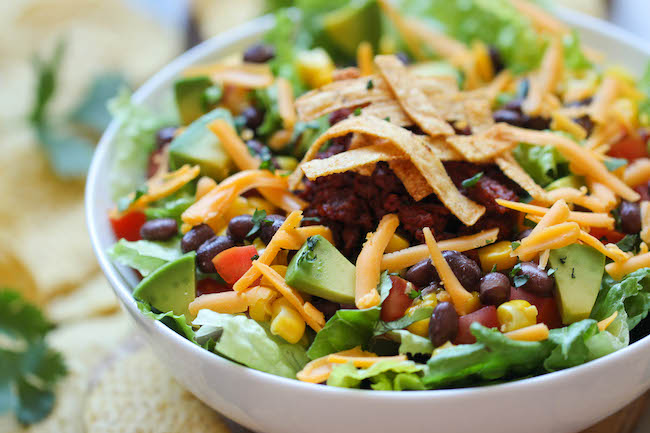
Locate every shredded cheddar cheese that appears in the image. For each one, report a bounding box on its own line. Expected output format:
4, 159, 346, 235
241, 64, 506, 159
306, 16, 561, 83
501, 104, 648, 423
273, 225, 335, 250
624, 158, 650, 187
123, 165, 200, 214
296, 347, 380, 383
277, 77, 297, 130
188, 291, 248, 317
597, 311, 619, 332
641, 202, 650, 244
606, 252, 650, 280
505, 323, 550, 342
538, 249, 550, 270
523, 37, 564, 117
513, 222, 581, 262
357, 41, 374, 76
578, 230, 628, 263
496, 199, 615, 230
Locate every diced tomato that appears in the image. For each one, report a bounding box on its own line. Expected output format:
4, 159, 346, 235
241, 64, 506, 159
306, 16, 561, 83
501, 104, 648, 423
196, 278, 232, 297
212, 245, 259, 285
380, 276, 413, 322
587, 227, 625, 244
510, 287, 563, 329
455, 306, 499, 344
607, 133, 648, 161
109, 211, 146, 241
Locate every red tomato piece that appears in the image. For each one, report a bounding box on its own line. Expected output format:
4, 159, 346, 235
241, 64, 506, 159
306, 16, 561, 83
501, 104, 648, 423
607, 133, 648, 161
510, 287, 563, 329
587, 227, 625, 244
196, 279, 232, 297
455, 306, 499, 345
109, 211, 146, 241
380, 276, 413, 322
212, 245, 259, 285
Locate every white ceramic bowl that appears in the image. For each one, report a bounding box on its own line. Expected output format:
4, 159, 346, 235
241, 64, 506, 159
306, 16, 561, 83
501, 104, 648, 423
87, 10, 650, 433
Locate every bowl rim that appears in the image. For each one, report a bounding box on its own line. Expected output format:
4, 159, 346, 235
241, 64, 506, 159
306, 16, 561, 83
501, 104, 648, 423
86, 8, 650, 400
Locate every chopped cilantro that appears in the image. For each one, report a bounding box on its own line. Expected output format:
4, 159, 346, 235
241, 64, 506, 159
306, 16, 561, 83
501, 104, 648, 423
251, 254, 260, 261
617, 234, 641, 253
246, 209, 271, 238
513, 274, 529, 287
559, 256, 567, 265
366, 80, 374, 90
509, 262, 522, 278
408, 287, 422, 300
547, 268, 556, 276
461, 172, 484, 188
571, 268, 576, 279
511, 241, 521, 251
259, 158, 276, 173
490, 264, 497, 273
116, 184, 148, 212
354, 107, 362, 116
0, 290, 67, 425
301, 216, 322, 223
603, 157, 628, 172
384, 116, 391, 122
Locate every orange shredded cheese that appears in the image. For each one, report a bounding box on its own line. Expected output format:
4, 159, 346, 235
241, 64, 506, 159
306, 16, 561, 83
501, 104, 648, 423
578, 230, 628, 263
513, 222, 581, 262
357, 41, 374, 76
381, 229, 499, 272
184, 63, 274, 88
355, 214, 400, 309
597, 311, 619, 332
276, 77, 297, 130
523, 37, 564, 116
423, 227, 475, 315
124, 165, 200, 213
538, 249, 550, 270
545, 187, 608, 213
188, 291, 248, 317
252, 261, 325, 331
327, 354, 407, 368
624, 158, 650, 187
550, 111, 587, 140
641, 202, 650, 244
233, 211, 303, 292
529, 199, 570, 237
495, 199, 615, 229
273, 225, 335, 250
505, 323, 550, 342
606, 252, 650, 280
196, 176, 217, 199
590, 76, 619, 124
297, 347, 375, 383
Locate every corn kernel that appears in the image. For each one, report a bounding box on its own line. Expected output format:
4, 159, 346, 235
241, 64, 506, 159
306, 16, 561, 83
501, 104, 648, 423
497, 300, 538, 333
407, 319, 430, 337
436, 290, 451, 303
270, 298, 306, 343
463, 292, 481, 316
253, 238, 266, 255
405, 292, 437, 316
246, 196, 277, 216
224, 196, 253, 222
275, 156, 299, 172
296, 48, 335, 89
379, 34, 397, 54
246, 286, 279, 322
478, 241, 518, 272
385, 233, 410, 253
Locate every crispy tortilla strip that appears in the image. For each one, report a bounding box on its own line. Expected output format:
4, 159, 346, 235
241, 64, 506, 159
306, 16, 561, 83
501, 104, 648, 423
447, 126, 516, 163
523, 37, 564, 117
301, 143, 405, 180
463, 98, 494, 134
184, 62, 273, 88
494, 125, 640, 202
296, 115, 485, 224
388, 160, 433, 201
495, 153, 549, 203
375, 55, 455, 136
333, 67, 361, 81
361, 100, 412, 126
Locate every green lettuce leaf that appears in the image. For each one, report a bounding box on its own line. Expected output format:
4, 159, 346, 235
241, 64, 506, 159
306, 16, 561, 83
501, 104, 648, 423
388, 330, 434, 356
373, 307, 433, 336
108, 238, 181, 277
423, 323, 552, 388
327, 358, 426, 390
512, 142, 568, 187
108, 90, 173, 200
402, 0, 546, 73
638, 62, 650, 127
307, 307, 381, 359
544, 319, 599, 371
591, 268, 650, 330
585, 310, 629, 360
264, 10, 308, 94
137, 301, 196, 343
193, 310, 309, 378
563, 30, 592, 71
144, 195, 195, 222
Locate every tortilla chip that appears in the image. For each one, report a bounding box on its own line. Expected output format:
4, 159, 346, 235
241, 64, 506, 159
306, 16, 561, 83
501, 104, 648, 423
84, 348, 229, 433
463, 98, 494, 134
361, 101, 412, 126
46, 273, 119, 323
301, 143, 405, 180
295, 115, 485, 225
332, 67, 361, 81
495, 153, 550, 203
375, 55, 455, 136
447, 125, 516, 163
389, 160, 433, 201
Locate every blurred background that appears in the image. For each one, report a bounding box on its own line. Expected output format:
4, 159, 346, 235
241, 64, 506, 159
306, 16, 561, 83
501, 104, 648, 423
1, 0, 650, 432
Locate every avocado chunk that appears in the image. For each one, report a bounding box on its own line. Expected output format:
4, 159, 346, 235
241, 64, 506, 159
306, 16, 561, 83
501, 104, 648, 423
545, 175, 585, 192
168, 108, 234, 181
133, 252, 196, 320
285, 235, 356, 304
174, 76, 214, 125
549, 244, 605, 325
321, 0, 381, 59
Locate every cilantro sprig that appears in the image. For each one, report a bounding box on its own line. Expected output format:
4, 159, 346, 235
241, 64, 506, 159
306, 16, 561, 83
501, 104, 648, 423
461, 172, 484, 188
0, 290, 67, 425
246, 209, 272, 238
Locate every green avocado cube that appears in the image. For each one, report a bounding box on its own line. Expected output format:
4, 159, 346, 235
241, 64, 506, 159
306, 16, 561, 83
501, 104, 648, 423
174, 76, 214, 125
285, 235, 356, 304
321, 0, 382, 59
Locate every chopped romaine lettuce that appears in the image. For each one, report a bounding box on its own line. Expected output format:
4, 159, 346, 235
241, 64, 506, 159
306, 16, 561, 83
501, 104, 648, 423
544, 319, 599, 371
388, 330, 434, 355
193, 310, 309, 378
638, 62, 650, 127
591, 268, 650, 330
307, 307, 381, 359
512, 142, 568, 187
108, 90, 173, 200
108, 238, 181, 276
373, 307, 433, 336
137, 301, 196, 343
563, 30, 592, 71
264, 10, 308, 95
144, 195, 194, 222
327, 358, 426, 390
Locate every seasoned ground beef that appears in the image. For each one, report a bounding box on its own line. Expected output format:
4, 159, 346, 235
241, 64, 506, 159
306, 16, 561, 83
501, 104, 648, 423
297, 159, 520, 258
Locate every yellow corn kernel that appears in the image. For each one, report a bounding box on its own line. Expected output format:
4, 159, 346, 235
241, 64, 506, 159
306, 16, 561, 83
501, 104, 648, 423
478, 241, 518, 272
253, 238, 267, 255
261, 265, 287, 287
296, 48, 335, 89
246, 196, 277, 216
464, 292, 481, 316
385, 233, 410, 253
224, 196, 252, 222
379, 34, 397, 55
246, 285, 279, 322
275, 156, 299, 172
497, 300, 538, 333
436, 290, 451, 303
270, 297, 306, 343
405, 292, 437, 316
407, 319, 430, 337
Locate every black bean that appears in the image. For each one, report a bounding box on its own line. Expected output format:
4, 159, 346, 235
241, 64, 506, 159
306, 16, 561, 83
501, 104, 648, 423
566, 97, 593, 107
488, 46, 504, 74
429, 302, 459, 347
181, 224, 215, 253
524, 116, 551, 131
516, 228, 533, 241
260, 214, 285, 244
310, 297, 341, 322
246, 139, 266, 156
242, 106, 265, 130
405, 259, 437, 288
479, 272, 511, 306
574, 115, 594, 137
395, 52, 411, 65
442, 250, 482, 292
493, 109, 527, 127
155, 127, 177, 149
196, 236, 235, 273
227, 214, 255, 243
515, 261, 554, 296
140, 218, 178, 241
328, 108, 353, 126
620, 201, 642, 234
243, 43, 275, 63
503, 98, 523, 112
